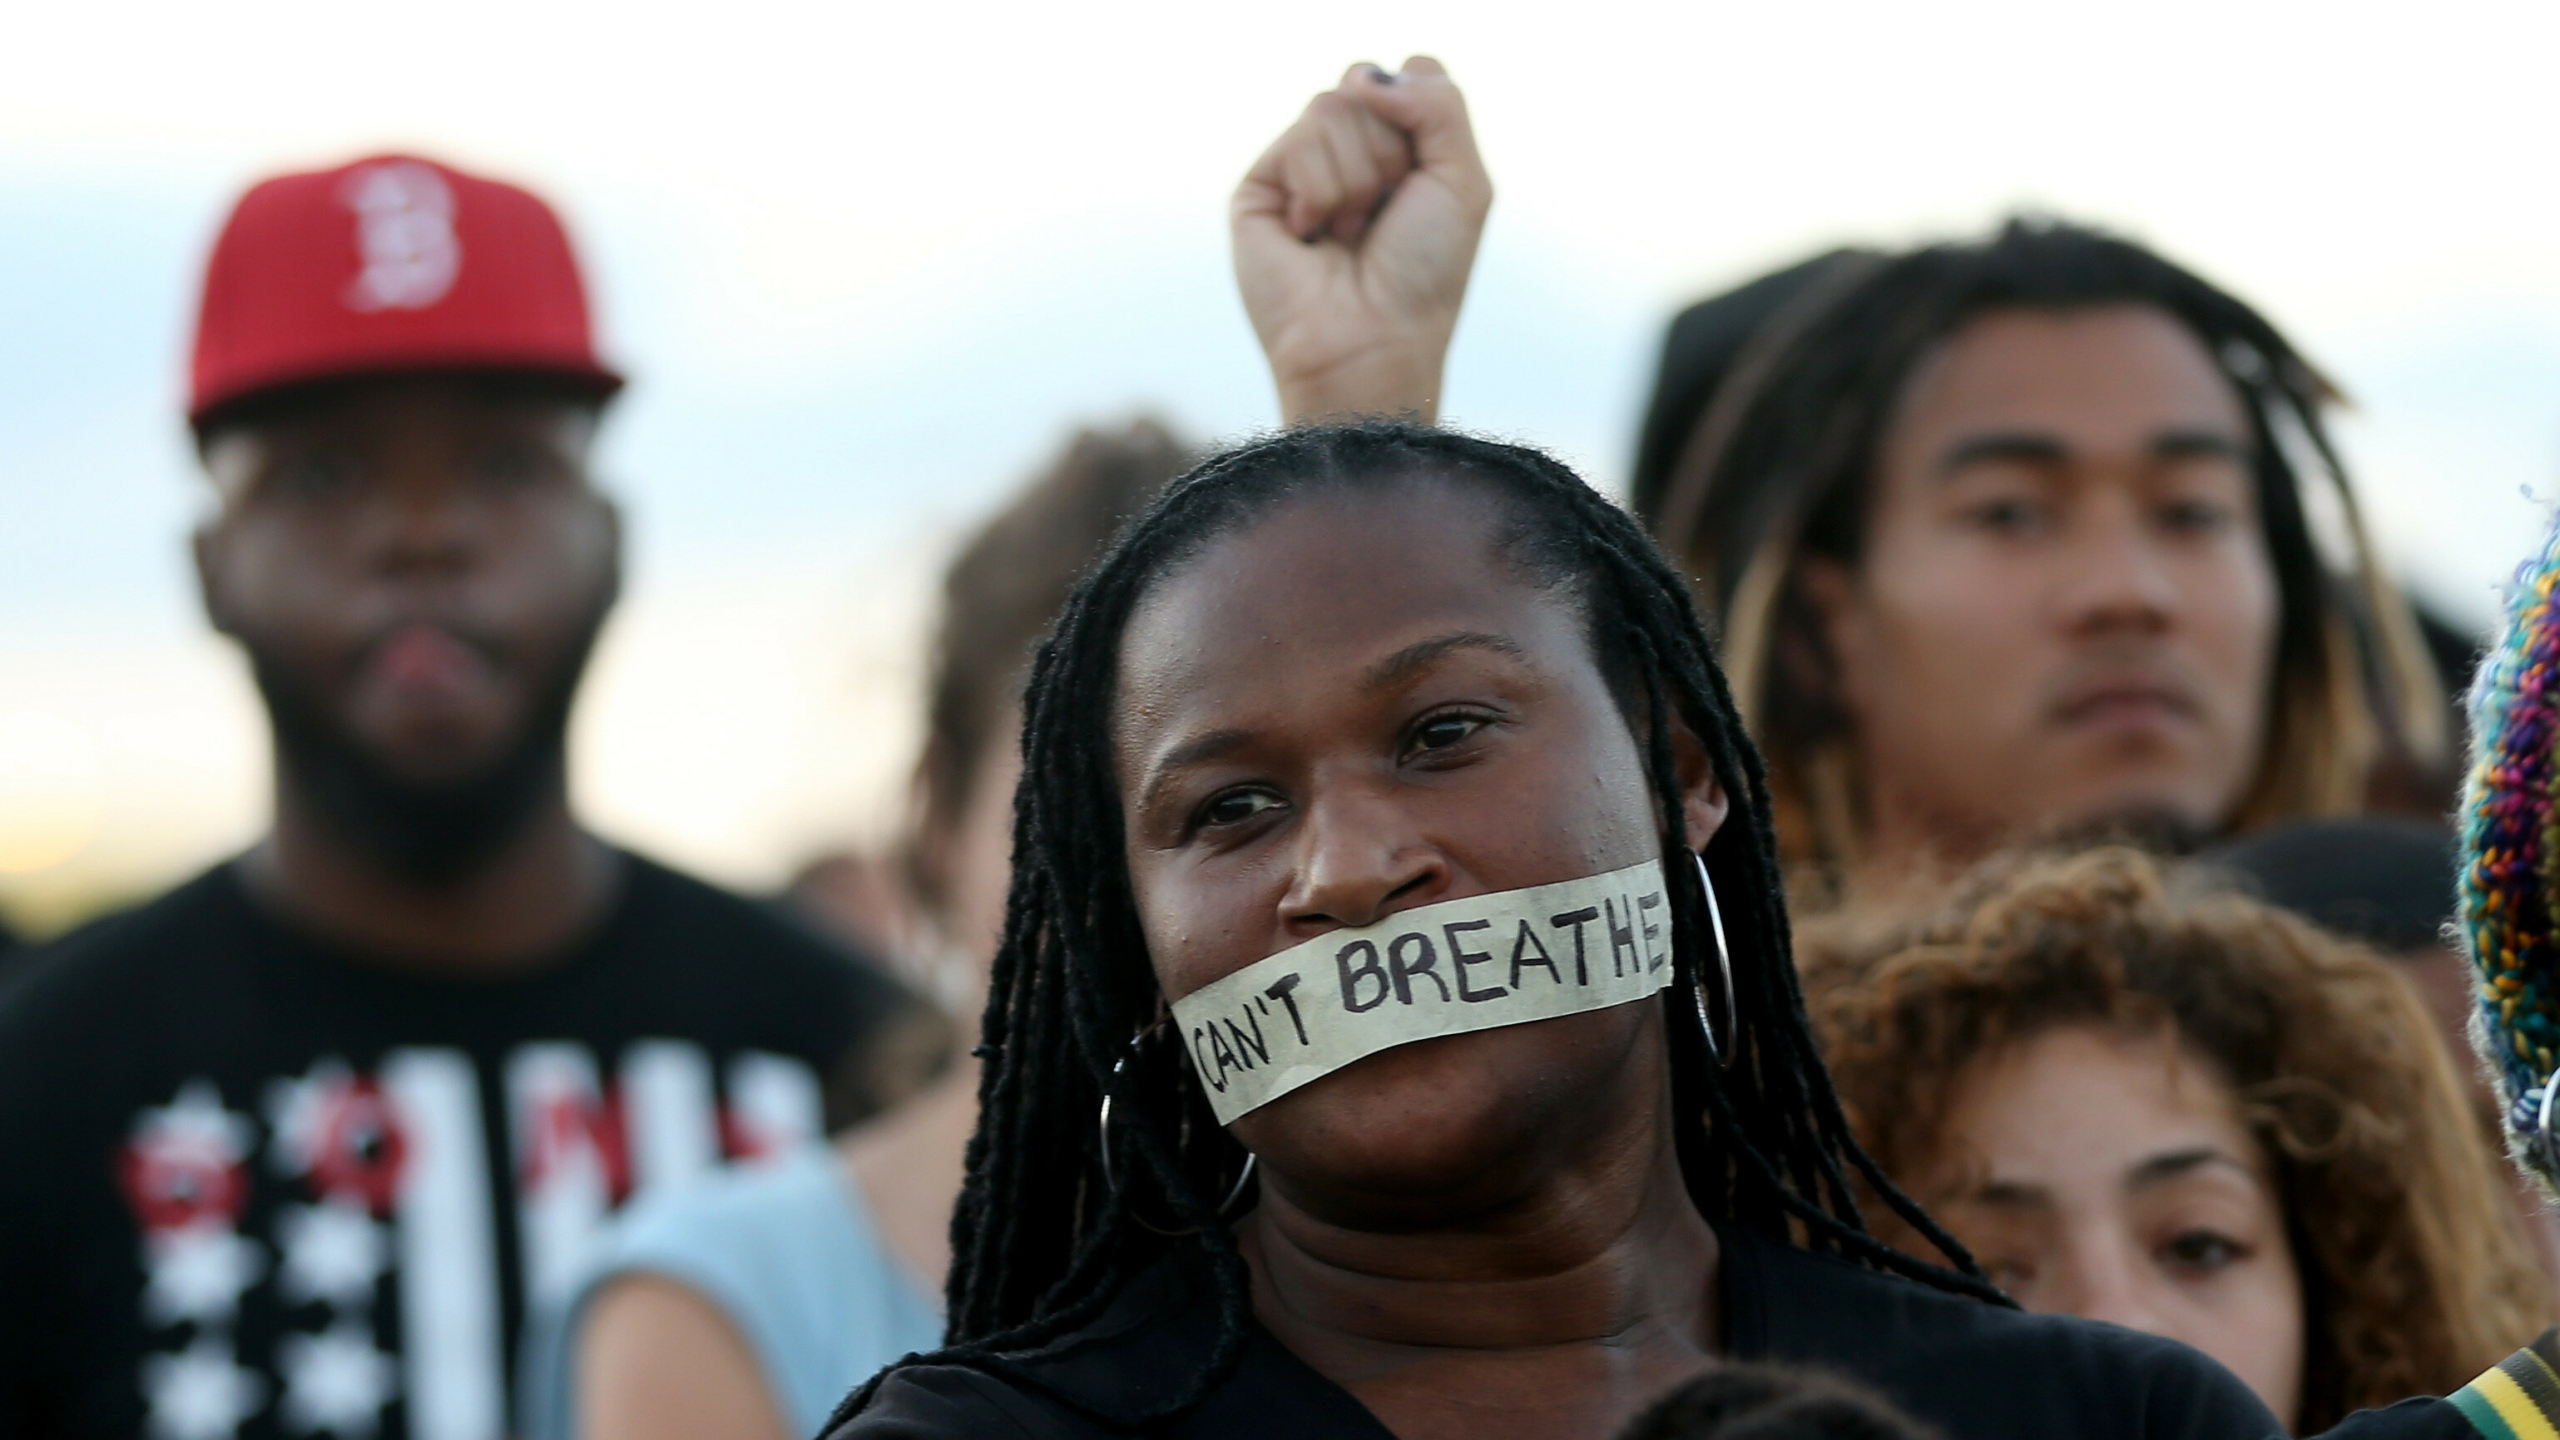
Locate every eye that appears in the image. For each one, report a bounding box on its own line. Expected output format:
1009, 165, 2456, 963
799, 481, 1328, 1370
1403, 710, 1488, 760
2157, 498, 2236, 535
1197, 787, 1285, 831
475, 442, 547, 490
1965, 496, 2045, 535
2158, 1229, 2247, 1275
1982, 1254, 2039, 1295
277, 450, 360, 501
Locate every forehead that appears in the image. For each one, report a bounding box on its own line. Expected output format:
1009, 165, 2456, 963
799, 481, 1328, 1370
1113, 484, 1584, 745
1888, 303, 2248, 448
1943, 1023, 2256, 1176
204, 375, 593, 477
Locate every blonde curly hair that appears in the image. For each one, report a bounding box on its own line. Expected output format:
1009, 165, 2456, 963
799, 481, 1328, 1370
1802, 847, 2548, 1432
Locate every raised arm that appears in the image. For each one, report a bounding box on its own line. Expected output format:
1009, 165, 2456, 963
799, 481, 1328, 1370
1231, 56, 1492, 426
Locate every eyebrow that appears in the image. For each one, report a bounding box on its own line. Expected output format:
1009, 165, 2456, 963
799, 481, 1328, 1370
1146, 727, 1254, 784
2125, 1146, 2253, 1192
1137, 728, 1254, 810
1934, 427, 2250, 479
1934, 431, 2068, 478
1131, 632, 1531, 817
2149, 429, 2250, 463
1362, 631, 1530, 694
1966, 1180, 2055, 1213
1958, 1146, 2249, 1210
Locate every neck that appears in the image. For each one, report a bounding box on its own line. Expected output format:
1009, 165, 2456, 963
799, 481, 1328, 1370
1854, 779, 2215, 905
246, 767, 619, 975
1241, 1057, 1720, 1438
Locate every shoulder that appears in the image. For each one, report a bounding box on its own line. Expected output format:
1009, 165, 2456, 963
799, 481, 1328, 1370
606, 852, 918, 1027
595, 1146, 855, 1272
609, 853, 946, 1126
617, 853, 850, 965
544, 1148, 940, 1436
2312, 1398, 2477, 1440
826, 1363, 1096, 1439
0, 867, 242, 1057
613, 853, 903, 1000
1734, 1232, 2279, 1438
589, 1146, 919, 1326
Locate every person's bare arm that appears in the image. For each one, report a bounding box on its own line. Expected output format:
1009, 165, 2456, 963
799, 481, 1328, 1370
1232, 56, 1492, 426
575, 1273, 792, 1440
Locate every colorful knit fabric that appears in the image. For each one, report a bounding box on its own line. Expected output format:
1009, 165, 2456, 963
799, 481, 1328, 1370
2460, 511, 2560, 1186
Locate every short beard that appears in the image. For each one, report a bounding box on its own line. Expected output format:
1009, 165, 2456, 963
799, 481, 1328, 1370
247, 606, 608, 888
2036, 804, 2215, 859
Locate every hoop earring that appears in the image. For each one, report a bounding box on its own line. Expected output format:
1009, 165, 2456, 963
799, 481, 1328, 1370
1097, 1036, 1140, 1198
1098, 1026, 1260, 1217
1217, 1154, 1259, 1215
2536, 1071, 2560, 1184
1693, 851, 1737, 1068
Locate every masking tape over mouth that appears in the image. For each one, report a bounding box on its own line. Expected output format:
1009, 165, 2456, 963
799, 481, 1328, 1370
1169, 859, 1673, 1125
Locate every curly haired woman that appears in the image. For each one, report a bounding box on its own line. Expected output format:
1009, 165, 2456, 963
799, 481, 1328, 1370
1804, 847, 2550, 1432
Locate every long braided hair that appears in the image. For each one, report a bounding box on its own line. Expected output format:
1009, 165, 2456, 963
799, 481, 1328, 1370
833, 423, 2001, 1431
1639, 218, 2447, 877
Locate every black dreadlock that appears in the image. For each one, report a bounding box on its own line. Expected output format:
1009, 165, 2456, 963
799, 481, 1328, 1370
830, 422, 2004, 1433
1639, 218, 2443, 871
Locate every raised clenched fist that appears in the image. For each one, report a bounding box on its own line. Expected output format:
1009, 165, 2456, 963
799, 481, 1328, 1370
1232, 57, 1492, 427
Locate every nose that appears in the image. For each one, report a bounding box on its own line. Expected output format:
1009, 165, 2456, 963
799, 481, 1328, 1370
2056, 491, 2176, 639
1278, 777, 1448, 934
2048, 1231, 2168, 1336
366, 468, 484, 580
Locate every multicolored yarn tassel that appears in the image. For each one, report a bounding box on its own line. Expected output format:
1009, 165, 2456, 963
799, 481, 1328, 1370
2460, 509, 2560, 1187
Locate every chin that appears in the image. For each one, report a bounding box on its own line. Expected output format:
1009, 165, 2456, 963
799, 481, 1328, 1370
357, 717, 521, 784
2040, 792, 2223, 853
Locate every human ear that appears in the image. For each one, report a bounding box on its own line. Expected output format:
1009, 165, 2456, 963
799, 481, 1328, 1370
595, 491, 626, 611
192, 520, 238, 639
1795, 556, 1874, 721
1667, 713, 1731, 853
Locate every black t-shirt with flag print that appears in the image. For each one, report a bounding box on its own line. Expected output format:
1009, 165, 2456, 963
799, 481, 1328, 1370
0, 853, 921, 1440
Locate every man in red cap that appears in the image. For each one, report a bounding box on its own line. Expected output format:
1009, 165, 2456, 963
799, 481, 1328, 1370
0, 155, 934, 1440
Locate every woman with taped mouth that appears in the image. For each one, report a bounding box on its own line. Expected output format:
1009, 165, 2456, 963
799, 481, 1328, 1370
820, 419, 2284, 1440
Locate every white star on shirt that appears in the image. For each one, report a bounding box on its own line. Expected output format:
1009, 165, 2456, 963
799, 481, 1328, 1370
142, 1336, 265, 1440
143, 1081, 256, 1162
275, 1199, 388, 1309
277, 1320, 397, 1438
141, 1224, 266, 1326
264, 1059, 352, 1178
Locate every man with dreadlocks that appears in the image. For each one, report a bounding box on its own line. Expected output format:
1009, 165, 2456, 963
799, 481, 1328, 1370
823, 416, 2279, 1438
1243, 64, 2448, 905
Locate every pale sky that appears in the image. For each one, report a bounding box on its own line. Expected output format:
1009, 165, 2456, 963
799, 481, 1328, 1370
5, 0, 2558, 925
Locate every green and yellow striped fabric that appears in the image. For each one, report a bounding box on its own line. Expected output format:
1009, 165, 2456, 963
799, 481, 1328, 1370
2452, 1329, 2560, 1440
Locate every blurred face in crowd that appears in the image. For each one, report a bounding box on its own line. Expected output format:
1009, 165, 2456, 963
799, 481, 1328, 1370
1802, 304, 2279, 860
194, 374, 618, 877
947, 736, 1025, 958
1113, 480, 1724, 1214
1909, 1024, 2305, 1427
929, 729, 1024, 978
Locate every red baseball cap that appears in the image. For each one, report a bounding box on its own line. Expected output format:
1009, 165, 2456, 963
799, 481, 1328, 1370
189, 153, 623, 427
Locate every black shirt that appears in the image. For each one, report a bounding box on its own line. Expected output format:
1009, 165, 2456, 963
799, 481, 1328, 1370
829, 1223, 2284, 1439
0, 854, 919, 1440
